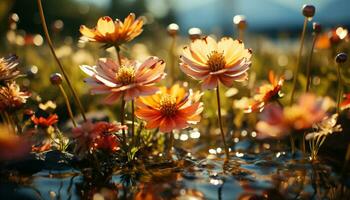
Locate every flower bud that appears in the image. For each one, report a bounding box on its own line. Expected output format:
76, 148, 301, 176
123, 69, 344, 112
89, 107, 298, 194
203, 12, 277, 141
50, 73, 63, 85
188, 27, 202, 40
233, 15, 247, 30
312, 22, 322, 34
302, 4, 315, 18
335, 53, 348, 64
167, 23, 179, 36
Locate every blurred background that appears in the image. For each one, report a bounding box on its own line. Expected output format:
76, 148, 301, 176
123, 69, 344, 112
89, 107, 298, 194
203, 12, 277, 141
0, 0, 349, 129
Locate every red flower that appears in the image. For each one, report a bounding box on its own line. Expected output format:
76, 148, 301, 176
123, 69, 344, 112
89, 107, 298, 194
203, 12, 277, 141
72, 121, 126, 156
31, 114, 59, 128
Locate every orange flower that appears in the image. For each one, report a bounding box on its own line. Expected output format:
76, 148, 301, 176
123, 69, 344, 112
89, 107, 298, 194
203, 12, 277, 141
80, 13, 143, 47
0, 55, 21, 82
81, 57, 166, 103
0, 81, 30, 112
0, 125, 30, 161
246, 71, 284, 112
256, 93, 333, 139
180, 36, 252, 90
135, 84, 203, 133
72, 121, 126, 156
31, 114, 59, 128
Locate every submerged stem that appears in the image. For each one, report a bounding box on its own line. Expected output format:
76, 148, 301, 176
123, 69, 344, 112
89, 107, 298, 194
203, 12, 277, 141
58, 84, 77, 127
290, 17, 308, 105
36, 0, 86, 122
216, 85, 230, 161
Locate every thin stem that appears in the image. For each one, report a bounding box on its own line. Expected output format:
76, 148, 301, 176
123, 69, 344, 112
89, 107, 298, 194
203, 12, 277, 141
238, 29, 244, 41
36, 0, 86, 122
131, 99, 135, 139
290, 135, 296, 156
58, 84, 77, 127
168, 35, 177, 84
336, 63, 343, 114
216, 85, 230, 161
115, 45, 122, 66
120, 95, 126, 141
306, 33, 318, 92
290, 17, 308, 105
167, 130, 174, 160
301, 132, 306, 155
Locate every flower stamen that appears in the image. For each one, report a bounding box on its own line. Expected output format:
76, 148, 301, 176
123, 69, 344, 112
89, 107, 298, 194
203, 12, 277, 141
116, 66, 135, 85
207, 51, 226, 72
159, 94, 177, 116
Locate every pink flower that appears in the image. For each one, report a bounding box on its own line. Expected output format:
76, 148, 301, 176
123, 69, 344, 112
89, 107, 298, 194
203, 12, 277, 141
180, 36, 252, 90
80, 57, 166, 103
256, 93, 333, 139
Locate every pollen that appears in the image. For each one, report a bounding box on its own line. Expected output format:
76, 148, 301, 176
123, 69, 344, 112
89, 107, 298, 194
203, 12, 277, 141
116, 66, 135, 85
159, 94, 177, 116
207, 51, 226, 72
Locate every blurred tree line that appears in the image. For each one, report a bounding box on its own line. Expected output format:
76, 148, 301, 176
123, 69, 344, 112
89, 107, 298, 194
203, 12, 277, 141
0, 0, 175, 39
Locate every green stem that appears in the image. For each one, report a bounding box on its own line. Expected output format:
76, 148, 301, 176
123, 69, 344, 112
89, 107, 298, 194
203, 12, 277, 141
216, 85, 230, 161
306, 33, 318, 92
131, 99, 135, 139
36, 0, 86, 122
168, 35, 177, 84
167, 130, 174, 160
58, 84, 77, 127
290, 135, 296, 156
336, 63, 344, 114
114, 45, 122, 66
120, 94, 126, 142
290, 17, 308, 105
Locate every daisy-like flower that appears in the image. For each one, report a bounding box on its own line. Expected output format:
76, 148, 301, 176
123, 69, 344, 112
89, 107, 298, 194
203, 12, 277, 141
180, 36, 252, 90
0, 81, 30, 112
80, 13, 144, 47
31, 114, 59, 128
0, 55, 21, 82
135, 84, 203, 133
80, 56, 166, 103
72, 121, 127, 156
256, 93, 333, 139
246, 71, 284, 113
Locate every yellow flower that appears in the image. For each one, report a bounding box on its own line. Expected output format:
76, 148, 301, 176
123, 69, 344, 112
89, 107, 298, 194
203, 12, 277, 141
180, 36, 252, 90
0, 81, 30, 111
80, 13, 144, 47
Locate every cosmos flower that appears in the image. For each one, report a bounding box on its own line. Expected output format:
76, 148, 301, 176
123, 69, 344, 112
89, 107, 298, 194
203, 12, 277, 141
0, 55, 21, 82
81, 56, 166, 103
0, 125, 30, 161
72, 121, 127, 156
256, 93, 333, 139
80, 13, 144, 47
180, 36, 252, 90
135, 84, 203, 133
31, 114, 59, 128
246, 71, 284, 112
0, 81, 30, 112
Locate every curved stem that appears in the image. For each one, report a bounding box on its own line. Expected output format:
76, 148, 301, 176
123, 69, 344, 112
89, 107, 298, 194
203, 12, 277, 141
58, 84, 77, 127
336, 63, 344, 114
36, 0, 86, 122
216, 85, 230, 161
290, 17, 308, 105
306, 33, 318, 92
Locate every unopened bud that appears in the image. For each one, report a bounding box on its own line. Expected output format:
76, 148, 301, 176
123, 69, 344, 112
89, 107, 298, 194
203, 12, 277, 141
167, 23, 179, 36
188, 27, 202, 40
335, 53, 348, 64
302, 4, 315, 18
50, 73, 63, 85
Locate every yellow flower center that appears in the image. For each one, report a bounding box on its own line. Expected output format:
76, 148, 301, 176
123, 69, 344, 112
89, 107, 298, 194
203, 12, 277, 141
207, 51, 226, 72
116, 66, 135, 85
159, 94, 177, 116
